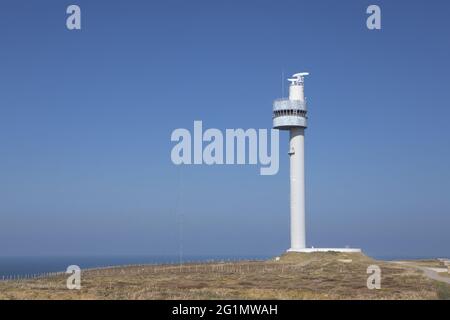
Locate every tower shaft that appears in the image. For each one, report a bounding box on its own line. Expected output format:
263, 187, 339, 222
289, 127, 305, 250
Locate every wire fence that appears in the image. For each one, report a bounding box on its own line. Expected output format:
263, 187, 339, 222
0, 257, 295, 283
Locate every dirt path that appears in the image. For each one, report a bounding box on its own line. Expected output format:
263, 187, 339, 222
391, 261, 450, 285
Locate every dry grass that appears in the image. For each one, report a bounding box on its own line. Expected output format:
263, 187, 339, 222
0, 253, 448, 300
436, 282, 450, 300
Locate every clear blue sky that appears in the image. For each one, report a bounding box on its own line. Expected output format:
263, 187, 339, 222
0, 0, 449, 258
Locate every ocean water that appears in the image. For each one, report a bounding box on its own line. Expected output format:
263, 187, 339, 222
0, 255, 270, 278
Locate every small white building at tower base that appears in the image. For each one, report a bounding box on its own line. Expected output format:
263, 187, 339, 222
287, 248, 362, 253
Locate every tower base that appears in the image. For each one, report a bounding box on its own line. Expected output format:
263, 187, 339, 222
287, 248, 362, 253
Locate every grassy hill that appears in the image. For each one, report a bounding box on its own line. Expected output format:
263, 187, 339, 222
0, 252, 449, 300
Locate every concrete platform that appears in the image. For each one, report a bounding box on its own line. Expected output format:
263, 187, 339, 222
287, 248, 362, 253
